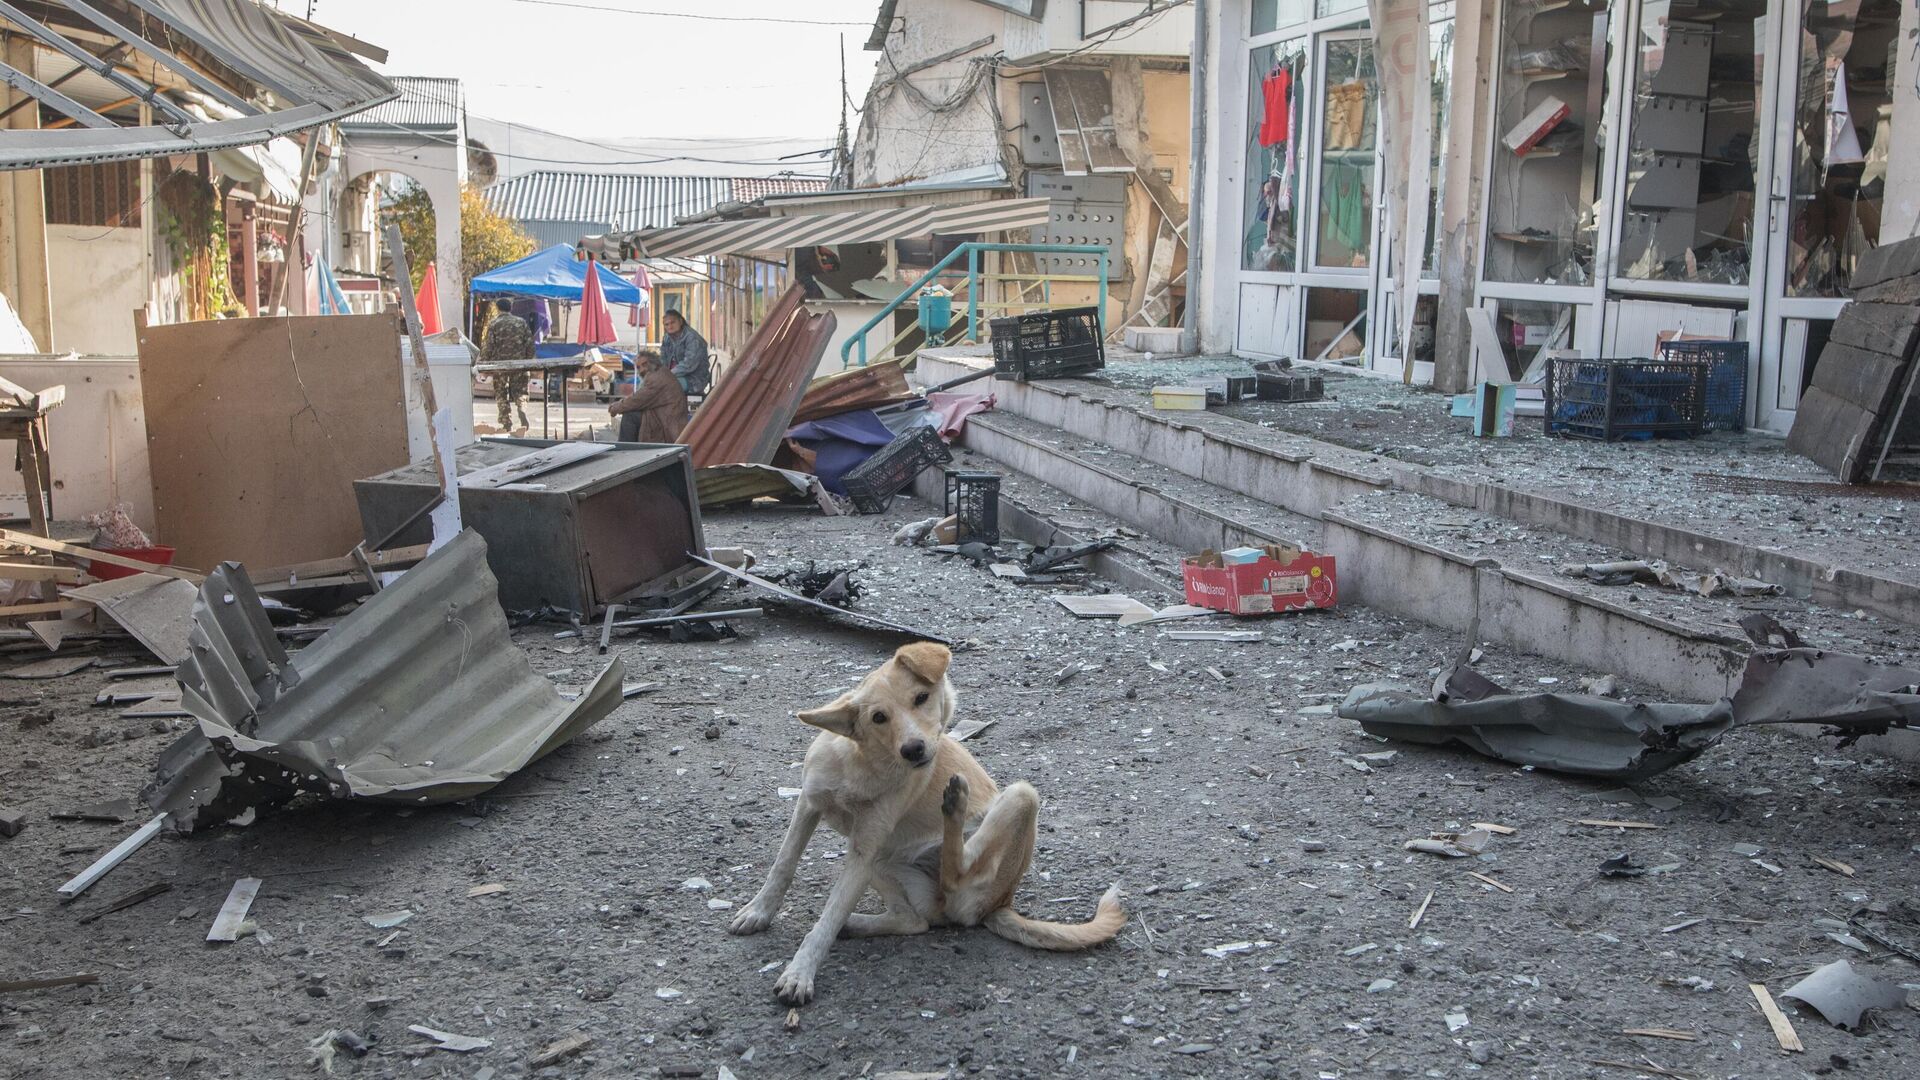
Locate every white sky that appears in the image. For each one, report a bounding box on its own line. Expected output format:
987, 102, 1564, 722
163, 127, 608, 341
300, 0, 882, 169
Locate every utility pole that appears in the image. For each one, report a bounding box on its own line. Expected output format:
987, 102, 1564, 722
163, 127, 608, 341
833, 35, 851, 190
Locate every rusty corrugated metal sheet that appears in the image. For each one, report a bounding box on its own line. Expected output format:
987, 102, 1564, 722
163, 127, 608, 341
792, 360, 920, 423
695, 463, 813, 508
679, 285, 836, 468
142, 530, 624, 833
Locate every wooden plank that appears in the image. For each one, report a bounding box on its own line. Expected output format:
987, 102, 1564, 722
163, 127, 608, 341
1786, 386, 1877, 482
0, 601, 90, 618
1575, 819, 1662, 829
57, 813, 168, 897
1749, 982, 1804, 1053
0, 973, 99, 993
1809, 343, 1909, 414
1828, 302, 1920, 360
0, 530, 203, 582
0, 561, 84, 583
135, 313, 412, 571
1465, 871, 1514, 893
205, 877, 262, 942
1407, 889, 1434, 930
76, 881, 172, 925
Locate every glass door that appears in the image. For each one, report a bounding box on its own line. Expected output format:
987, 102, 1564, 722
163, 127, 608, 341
1305, 30, 1379, 365
1752, 0, 1901, 431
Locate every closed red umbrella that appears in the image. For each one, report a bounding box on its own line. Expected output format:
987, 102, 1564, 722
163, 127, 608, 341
413, 262, 445, 335
577, 258, 617, 345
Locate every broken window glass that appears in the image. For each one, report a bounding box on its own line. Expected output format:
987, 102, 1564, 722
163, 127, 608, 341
1785, 0, 1900, 297
1485, 0, 1610, 285
1617, 0, 1767, 286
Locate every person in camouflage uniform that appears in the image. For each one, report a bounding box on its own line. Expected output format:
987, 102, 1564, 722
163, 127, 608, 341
481, 297, 535, 429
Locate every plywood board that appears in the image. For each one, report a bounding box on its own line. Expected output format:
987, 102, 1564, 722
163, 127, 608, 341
136, 314, 411, 571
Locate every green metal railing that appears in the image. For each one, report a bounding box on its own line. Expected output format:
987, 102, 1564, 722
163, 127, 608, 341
840, 242, 1110, 369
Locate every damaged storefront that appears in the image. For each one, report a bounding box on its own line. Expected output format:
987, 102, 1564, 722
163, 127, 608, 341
1196, 0, 1920, 432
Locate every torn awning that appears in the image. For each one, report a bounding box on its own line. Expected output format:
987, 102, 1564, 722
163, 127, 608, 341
0, 0, 395, 170
582, 197, 1053, 260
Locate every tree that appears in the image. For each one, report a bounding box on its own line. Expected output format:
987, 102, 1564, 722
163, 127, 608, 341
380, 180, 536, 305
458, 184, 536, 298
382, 180, 435, 290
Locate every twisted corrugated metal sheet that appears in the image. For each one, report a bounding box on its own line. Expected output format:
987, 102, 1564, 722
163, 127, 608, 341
143, 530, 624, 832
677, 285, 837, 468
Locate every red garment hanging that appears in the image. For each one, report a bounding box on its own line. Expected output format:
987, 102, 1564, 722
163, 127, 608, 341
1258, 66, 1291, 147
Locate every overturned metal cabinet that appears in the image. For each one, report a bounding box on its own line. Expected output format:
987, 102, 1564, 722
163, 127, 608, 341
354, 439, 704, 614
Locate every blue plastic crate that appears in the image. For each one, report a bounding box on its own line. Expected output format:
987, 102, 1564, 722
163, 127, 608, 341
1657, 340, 1747, 432
1546, 357, 1712, 441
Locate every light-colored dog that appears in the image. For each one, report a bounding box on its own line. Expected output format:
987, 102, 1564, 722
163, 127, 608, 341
730, 642, 1125, 1005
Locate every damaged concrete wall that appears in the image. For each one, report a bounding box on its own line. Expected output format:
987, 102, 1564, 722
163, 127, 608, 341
853, 0, 1007, 188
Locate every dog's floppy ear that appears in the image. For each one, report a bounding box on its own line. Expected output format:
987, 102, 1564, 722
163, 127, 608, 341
797, 698, 857, 738
893, 641, 952, 685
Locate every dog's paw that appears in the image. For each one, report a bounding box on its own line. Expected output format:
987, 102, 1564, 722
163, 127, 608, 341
729, 903, 775, 936
774, 962, 816, 1006
942, 774, 969, 818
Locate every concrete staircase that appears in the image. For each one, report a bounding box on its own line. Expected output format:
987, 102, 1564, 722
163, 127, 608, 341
913, 349, 1916, 756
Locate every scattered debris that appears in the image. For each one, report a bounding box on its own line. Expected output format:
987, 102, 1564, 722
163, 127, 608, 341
1342, 667, 1732, 781
143, 532, 626, 832
1405, 829, 1491, 858
1, 655, 94, 680
409, 1025, 492, 1053
763, 561, 863, 607
1052, 594, 1154, 620
690, 552, 947, 642
949, 717, 997, 742
1578, 820, 1662, 830
1782, 960, 1909, 1029
205, 877, 262, 943
1465, 871, 1513, 893
363, 910, 413, 930
57, 813, 168, 897
1444, 1009, 1470, 1034
1598, 854, 1647, 878
1622, 1028, 1696, 1041
0, 805, 23, 838
75, 881, 171, 925
528, 1032, 593, 1067
467, 883, 508, 898
1162, 629, 1263, 642
0, 973, 100, 994
1408, 890, 1435, 930
1811, 857, 1856, 877
784, 1007, 801, 1032
1749, 983, 1805, 1052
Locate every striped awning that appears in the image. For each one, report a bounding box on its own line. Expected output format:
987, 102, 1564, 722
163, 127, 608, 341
582, 197, 1052, 260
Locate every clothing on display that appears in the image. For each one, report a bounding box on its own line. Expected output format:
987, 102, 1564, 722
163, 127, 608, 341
1259, 66, 1292, 147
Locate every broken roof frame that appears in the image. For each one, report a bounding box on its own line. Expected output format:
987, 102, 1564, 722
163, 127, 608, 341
0, 0, 396, 169
143, 529, 625, 832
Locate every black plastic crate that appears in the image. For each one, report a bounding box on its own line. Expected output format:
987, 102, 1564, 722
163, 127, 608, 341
1656, 339, 1747, 431
841, 426, 953, 514
990, 307, 1105, 382
943, 469, 1001, 544
1545, 357, 1712, 441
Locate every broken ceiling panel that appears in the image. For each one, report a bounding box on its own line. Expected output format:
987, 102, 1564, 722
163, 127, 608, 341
0, 0, 395, 170
143, 530, 624, 832
1042, 67, 1132, 177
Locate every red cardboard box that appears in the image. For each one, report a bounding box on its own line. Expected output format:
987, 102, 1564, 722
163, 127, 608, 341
1182, 551, 1337, 615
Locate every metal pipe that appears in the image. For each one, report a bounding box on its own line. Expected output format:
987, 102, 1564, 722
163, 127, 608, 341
609, 607, 765, 629
1182, 0, 1208, 355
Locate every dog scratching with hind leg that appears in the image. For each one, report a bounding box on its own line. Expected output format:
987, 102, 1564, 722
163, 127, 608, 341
730, 641, 1126, 1005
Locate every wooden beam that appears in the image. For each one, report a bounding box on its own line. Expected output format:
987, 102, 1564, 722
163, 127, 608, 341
0, 530, 203, 582
0, 562, 85, 583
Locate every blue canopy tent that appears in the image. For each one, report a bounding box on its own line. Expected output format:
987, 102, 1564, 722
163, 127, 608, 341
471, 244, 643, 303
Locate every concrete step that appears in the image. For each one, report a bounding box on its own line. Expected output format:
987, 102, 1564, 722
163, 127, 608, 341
928, 403, 1917, 763
919, 349, 1920, 627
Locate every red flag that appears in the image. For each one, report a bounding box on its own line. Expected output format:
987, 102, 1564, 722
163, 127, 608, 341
413, 262, 444, 335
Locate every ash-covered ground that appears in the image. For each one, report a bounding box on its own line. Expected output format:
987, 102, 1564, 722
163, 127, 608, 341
3, 505, 1917, 1079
